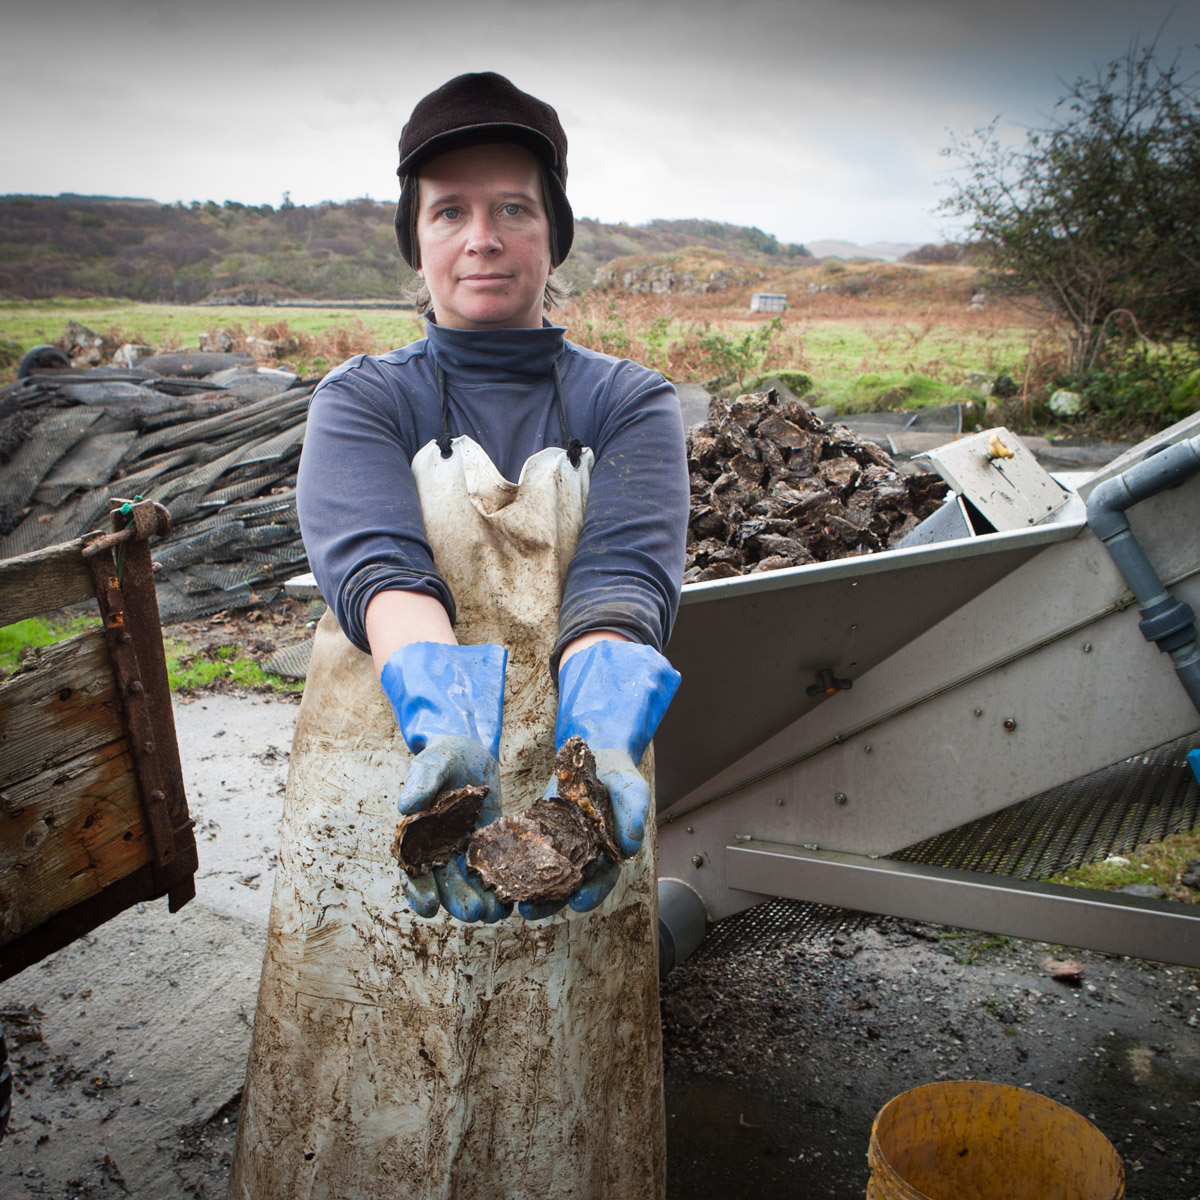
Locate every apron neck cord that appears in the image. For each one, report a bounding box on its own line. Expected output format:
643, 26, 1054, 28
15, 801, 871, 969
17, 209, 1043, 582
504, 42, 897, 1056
435, 364, 453, 459
553, 363, 583, 469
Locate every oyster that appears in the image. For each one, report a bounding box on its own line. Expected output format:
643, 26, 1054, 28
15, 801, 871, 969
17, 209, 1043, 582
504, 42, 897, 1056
390, 784, 488, 876
466, 737, 624, 905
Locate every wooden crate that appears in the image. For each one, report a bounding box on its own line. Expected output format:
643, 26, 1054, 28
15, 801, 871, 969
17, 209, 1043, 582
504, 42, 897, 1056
0, 501, 198, 982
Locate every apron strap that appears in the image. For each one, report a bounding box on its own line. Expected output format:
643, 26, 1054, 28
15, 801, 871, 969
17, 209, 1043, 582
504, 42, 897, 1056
436, 360, 584, 469
553, 363, 584, 469
436, 363, 455, 459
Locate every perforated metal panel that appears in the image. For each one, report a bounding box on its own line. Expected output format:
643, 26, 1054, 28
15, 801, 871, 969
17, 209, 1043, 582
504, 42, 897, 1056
893, 730, 1200, 878
0, 408, 102, 514
694, 898, 875, 962
35, 431, 138, 504
264, 641, 314, 679
695, 733, 1200, 959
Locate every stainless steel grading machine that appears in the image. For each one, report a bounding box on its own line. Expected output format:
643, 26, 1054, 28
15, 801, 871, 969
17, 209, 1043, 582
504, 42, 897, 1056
655, 415, 1200, 973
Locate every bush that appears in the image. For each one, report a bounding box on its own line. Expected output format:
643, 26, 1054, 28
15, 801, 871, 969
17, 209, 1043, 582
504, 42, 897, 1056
942, 40, 1200, 377
749, 369, 812, 397
902, 244, 962, 265
697, 318, 783, 393
1074, 349, 1200, 430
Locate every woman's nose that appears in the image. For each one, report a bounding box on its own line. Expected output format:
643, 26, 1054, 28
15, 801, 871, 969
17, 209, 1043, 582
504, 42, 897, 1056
465, 215, 502, 255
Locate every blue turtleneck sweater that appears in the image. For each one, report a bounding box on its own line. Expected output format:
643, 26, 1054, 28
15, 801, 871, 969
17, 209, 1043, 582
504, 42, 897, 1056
296, 319, 689, 663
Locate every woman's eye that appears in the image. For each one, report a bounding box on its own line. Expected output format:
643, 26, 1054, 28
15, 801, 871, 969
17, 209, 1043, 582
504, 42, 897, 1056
502, 203, 524, 216
439, 207, 461, 220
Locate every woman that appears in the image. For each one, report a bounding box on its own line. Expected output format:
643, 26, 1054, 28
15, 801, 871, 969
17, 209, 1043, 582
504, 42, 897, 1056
229, 72, 689, 1200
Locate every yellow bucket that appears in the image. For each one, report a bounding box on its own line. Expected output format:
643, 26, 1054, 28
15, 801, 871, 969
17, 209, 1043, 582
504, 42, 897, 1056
867, 1080, 1125, 1200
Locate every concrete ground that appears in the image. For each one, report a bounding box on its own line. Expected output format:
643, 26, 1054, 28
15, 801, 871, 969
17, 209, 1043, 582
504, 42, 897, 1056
2, 694, 293, 1199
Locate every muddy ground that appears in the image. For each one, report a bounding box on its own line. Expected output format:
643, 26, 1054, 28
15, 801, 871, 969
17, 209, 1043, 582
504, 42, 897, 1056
2, 693, 1198, 1199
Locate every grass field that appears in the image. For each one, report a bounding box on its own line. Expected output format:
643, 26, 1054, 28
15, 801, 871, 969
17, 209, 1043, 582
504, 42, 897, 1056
0, 265, 1042, 413
0, 297, 421, 348
562, 284, 1039, 411
0, 297, 426, 379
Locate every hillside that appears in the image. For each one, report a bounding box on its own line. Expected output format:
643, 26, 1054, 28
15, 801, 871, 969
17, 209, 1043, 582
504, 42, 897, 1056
807, 239, 923, 262
0, 194, 811, 304
0, 195, 406, 304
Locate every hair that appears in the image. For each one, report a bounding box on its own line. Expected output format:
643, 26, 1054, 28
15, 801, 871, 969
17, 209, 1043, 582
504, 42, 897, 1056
403, 157, 572, 316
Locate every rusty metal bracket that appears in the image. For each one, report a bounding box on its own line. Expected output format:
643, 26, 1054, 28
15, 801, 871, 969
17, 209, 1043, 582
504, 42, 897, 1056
81, 497, 173, 560
82, 500, 196, 908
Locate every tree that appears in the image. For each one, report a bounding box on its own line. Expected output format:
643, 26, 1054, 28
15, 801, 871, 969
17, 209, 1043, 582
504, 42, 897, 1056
941, 41, 1200, 377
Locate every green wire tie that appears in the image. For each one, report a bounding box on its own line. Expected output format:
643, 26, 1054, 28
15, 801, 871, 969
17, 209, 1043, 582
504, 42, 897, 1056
114, 495, 146, 582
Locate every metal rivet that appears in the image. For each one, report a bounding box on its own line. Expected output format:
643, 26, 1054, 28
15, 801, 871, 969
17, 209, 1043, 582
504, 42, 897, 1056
776, 797, 785, 806
121, 633, 132, 643
734, 833, 752, 843
973, 708, 984, 718
1003, 717, 1018, 732
691, 854, 704, 868
686, 825, 694, 834
835, 792, 849, 805
864, 744, 873, 753
143, 741, 155, 755
129, 680, 144, 694
1082, 642, 1093, 653
849, 623, 858, 631
151, 790, 165, 802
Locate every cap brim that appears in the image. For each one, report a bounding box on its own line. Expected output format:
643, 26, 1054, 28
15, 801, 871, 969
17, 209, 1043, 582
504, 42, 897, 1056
396, 122, 558, 177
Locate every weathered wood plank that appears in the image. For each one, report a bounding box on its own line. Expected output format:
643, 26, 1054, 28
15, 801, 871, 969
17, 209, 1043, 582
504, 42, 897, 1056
0, 739, 149, 945
0, 538, 95, 627
0, 629, 123, 791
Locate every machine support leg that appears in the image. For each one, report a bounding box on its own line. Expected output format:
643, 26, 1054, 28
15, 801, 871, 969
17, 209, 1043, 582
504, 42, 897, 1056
726, 840, 1200, 968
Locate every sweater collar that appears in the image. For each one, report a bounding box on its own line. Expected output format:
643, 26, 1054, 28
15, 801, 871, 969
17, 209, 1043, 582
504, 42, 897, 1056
424, 317, 566, 381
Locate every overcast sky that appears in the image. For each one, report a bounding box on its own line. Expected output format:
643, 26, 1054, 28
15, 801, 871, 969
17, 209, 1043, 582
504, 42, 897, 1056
4, 0, 1197, 245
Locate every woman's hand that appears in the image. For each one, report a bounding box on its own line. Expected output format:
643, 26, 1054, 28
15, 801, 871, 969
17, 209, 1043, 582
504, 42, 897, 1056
397, 735, 511, 922
379, 638, 512, 923
522, 638, 681, 921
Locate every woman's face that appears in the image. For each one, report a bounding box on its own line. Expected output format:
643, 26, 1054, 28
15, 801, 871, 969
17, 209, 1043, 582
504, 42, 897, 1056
415, 142, 553, 331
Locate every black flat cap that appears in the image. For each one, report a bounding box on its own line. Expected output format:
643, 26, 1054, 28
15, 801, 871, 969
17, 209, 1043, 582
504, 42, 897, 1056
394, 72, 574, 268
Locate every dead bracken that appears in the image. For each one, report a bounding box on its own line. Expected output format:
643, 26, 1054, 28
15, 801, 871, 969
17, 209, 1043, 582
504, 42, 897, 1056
684, 390, 948, 582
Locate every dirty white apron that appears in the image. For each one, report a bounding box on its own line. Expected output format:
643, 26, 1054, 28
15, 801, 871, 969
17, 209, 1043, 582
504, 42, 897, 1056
228, 436, 666, 1200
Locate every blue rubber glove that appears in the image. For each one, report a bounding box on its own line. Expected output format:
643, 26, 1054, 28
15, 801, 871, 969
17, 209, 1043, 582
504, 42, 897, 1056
381, 642, 511, 923
520, 640, 681, 920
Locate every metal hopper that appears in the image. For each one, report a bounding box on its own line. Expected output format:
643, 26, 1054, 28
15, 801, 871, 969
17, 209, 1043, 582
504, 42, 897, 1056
656, 416, 1200, 971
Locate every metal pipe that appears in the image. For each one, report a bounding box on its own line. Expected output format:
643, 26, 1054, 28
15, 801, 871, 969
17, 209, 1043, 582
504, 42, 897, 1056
1086, 435, 1200, 714
657, 878, 709, 977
